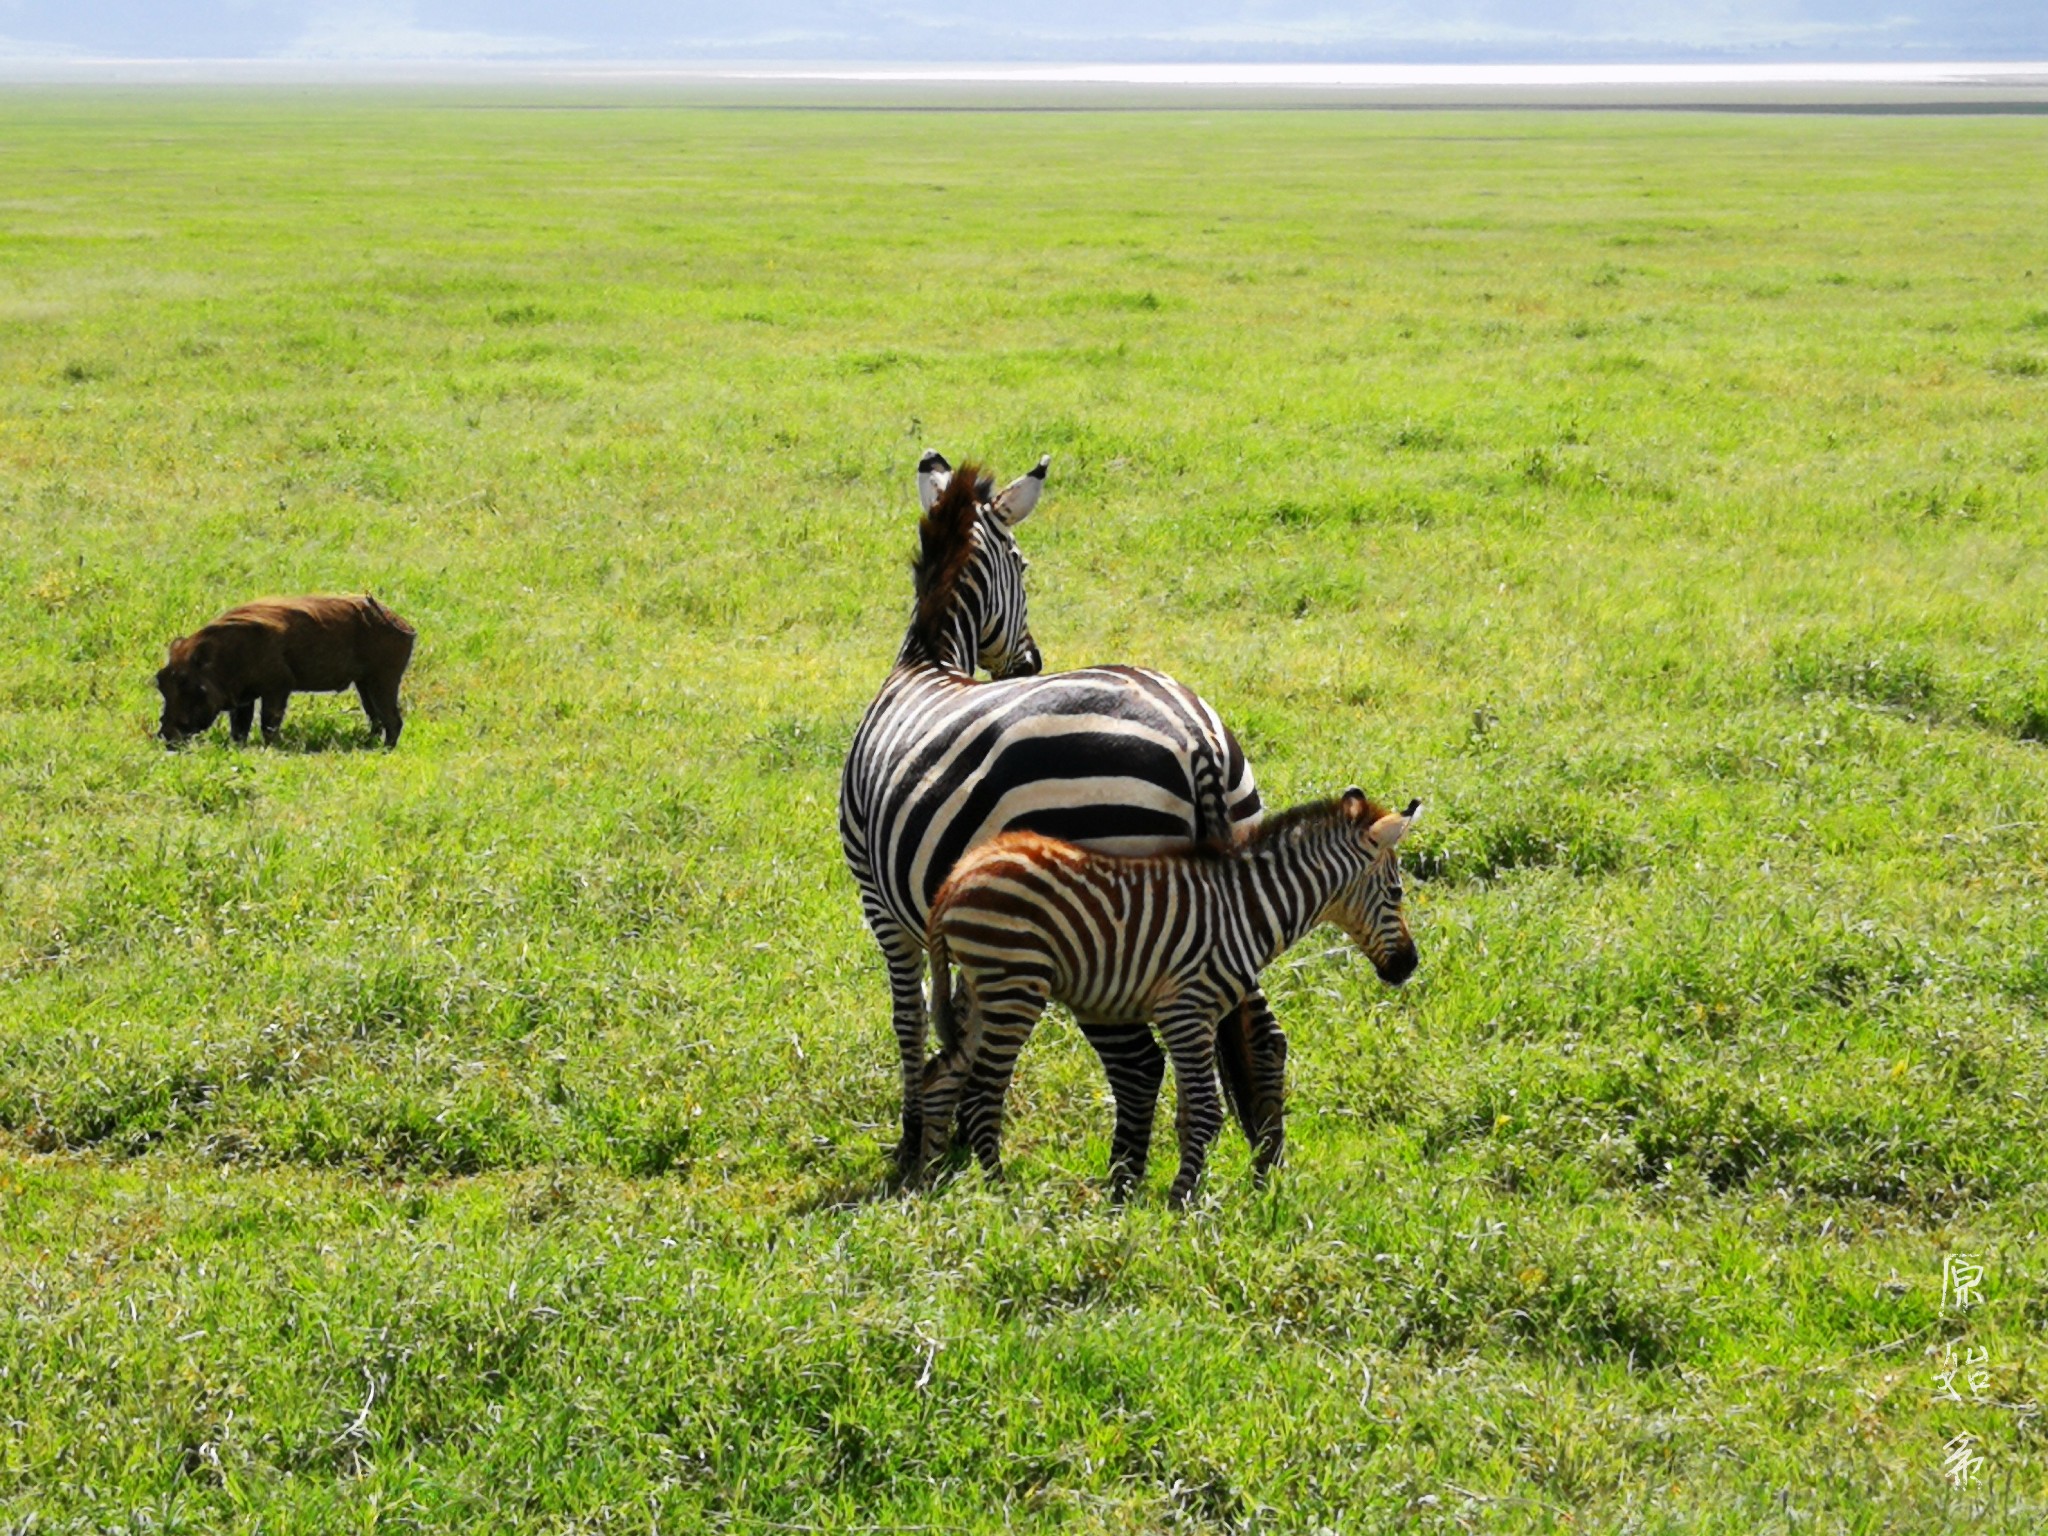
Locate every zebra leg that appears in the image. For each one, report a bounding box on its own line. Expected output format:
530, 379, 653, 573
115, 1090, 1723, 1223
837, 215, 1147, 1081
1214, 998, 1258, 1150
918, 1049, 973, 1181
1241, 987, 1289, 1181
956, 981, 1049, 1180
1079, 1022, 1167, 1199
1158, 1003, 1228, 1208
871, 921, 930, 1180
918, 976, 986, 1179
949, 1062, 993, 1158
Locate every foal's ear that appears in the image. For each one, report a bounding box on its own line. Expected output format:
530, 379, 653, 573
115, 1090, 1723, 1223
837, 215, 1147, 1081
990, 455, 1050, 525
1341, 786, 1368, 818
1367, 800, 1421, 850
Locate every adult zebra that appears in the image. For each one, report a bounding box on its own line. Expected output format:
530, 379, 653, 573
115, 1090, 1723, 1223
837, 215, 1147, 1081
839, 454, 1288, 1185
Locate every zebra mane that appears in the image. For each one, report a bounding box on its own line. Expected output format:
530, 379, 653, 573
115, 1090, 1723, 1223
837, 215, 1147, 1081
910, 459, 994, 657
1245, 793, 1392, 850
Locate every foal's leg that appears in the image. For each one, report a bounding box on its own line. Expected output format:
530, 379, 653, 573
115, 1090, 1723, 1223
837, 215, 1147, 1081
1214, 987, 1288, 1174
919, 1051, 966, 1177
956, 977, 1050, 1180
1157, 1001, 1229, 1207
1079, 1021, 1167, 1198
1240, 989, 1289, 1181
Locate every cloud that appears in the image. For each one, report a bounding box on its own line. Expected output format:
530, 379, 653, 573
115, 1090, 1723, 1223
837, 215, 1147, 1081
846, 2, 1936, 55
1112, 10, 1918, 52
283, 2, 577, 58
0, 29, 83, 59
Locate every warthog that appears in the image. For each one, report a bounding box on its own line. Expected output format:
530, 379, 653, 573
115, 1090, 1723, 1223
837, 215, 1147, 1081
155, 593, 416, 748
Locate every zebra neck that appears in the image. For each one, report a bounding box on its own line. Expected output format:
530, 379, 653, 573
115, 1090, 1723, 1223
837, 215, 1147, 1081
1228, 830, 1356, 964
895, 610, 980, 676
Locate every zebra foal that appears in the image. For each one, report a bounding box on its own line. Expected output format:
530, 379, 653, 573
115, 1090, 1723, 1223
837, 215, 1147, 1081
922, 789, 1420, 1203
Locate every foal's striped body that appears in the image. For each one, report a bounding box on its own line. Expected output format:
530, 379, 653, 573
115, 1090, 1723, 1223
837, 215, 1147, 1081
923, 790, 1419, 1202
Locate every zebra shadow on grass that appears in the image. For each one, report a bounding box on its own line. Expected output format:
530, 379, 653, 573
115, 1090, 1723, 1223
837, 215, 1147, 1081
790, 1172, 906, 1214
788, 1141, 984, 1214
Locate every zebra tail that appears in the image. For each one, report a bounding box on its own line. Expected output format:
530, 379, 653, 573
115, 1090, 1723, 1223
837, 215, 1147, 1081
1189, 735, 1234, 852
928, 933, 961, 1055
1214, 999, 1259, 1147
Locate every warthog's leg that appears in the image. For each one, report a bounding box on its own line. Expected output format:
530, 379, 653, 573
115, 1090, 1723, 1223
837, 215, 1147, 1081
228, 702, 255, 744
357, 680, 403, 747
259, 693, 288, 745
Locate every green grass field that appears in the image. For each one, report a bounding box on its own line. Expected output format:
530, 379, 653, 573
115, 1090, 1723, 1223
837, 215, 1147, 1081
3, 91, 2047, 1531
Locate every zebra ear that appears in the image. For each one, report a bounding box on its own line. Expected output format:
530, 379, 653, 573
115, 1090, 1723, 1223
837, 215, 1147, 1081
1368, 803, 1418, 849
1340, 787, 1368, 818
917, 449, 952, 513
990, 455, 1050, 525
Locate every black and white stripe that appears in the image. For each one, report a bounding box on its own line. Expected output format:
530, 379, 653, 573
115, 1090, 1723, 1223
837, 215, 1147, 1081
839, 456, 1277, 1177
922, 792, 1419, 1202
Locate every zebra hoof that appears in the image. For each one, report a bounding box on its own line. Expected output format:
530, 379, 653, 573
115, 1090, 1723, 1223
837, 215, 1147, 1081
918, 1128, 955, 1180
1251, 1134, 1285, 1184
892, 1133, 925, 1185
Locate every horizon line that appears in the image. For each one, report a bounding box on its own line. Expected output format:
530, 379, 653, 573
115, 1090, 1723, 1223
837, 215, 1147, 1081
4, 59, 2046, 84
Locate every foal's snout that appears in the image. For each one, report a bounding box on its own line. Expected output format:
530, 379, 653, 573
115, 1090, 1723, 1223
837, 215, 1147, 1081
1374, 942, 1418, 986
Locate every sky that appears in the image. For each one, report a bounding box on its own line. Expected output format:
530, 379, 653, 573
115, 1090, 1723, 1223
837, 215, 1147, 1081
0, 1, 2040, 64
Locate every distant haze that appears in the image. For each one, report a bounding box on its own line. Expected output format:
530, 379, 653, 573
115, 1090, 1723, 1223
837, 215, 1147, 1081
1, 1, 2041, 65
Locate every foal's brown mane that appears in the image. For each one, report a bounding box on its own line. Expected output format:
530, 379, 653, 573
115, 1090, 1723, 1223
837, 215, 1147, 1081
1244, 793, 1392, 850
910, 460, 994, 658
